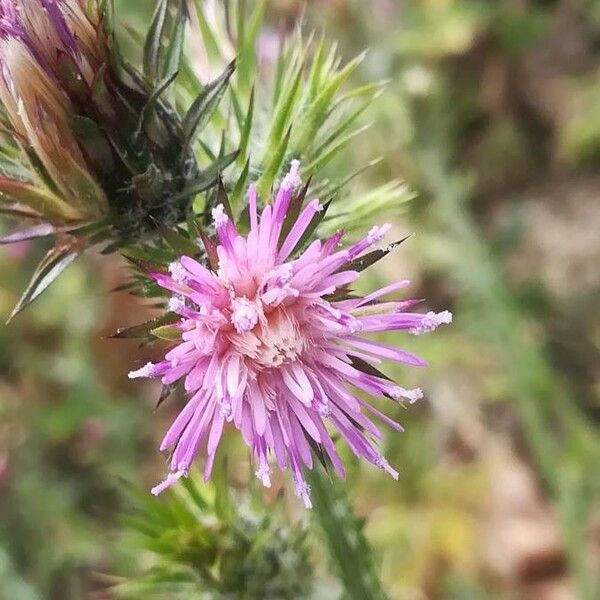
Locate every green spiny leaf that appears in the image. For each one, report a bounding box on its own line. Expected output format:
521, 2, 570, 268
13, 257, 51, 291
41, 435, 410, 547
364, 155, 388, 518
163, 1, 186, 81
304, 123, 371, 173
71, 116, 116, 176
0, 178, 81, 221
236, 0, 265, 92
111, 312, 178, 340
151, 325, 182, 341
314, 95, 381, 157
257, 126, 292, 197
136, 71, 180, 139
323, 181, 415, 234
307, 34, 326, 101
293, 51, 366, 152
143, 0, 168, 84
263, 54, 304, 163
342, 236, 411, 273
171, 149, 239, 203
156, 222, 198, 255
7, 244, 80, 322
213, 457, 234, 523
228, 85, 244, 130
230, 158, 250, 207
307, 468, 389, 600
193, 0, 223, 61
182, 60, 236, 150
120, 243, 175, 264
324, 158, 383, 197
180, 474, 208, 510
237, 86, 254, 166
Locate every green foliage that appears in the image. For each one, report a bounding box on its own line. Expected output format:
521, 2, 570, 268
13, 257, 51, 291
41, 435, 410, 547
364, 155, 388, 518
186, 0, 409, 220
118, 472, 314, 599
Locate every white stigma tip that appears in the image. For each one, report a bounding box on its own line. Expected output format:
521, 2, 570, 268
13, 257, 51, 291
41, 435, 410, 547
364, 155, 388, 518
128, 362, 156, 379
212, 204, 228, 228
375, 456, 399, 480
281, 159, 302, 190
150, 470, 186, 496
405, 387, 423, 403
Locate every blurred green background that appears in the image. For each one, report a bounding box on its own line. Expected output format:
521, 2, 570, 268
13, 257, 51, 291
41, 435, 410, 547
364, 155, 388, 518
1, 1, 599, 598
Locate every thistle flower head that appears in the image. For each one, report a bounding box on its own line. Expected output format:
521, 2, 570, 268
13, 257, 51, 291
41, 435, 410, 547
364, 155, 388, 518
0, 0, 107, 219
129, 164, 452, 507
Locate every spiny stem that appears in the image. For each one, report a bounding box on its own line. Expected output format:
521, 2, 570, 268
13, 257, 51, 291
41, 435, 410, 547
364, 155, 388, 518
307, 468, 389, 600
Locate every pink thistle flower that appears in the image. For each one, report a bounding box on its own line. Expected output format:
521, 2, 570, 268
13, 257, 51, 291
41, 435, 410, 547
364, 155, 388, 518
129, 161, 452, 507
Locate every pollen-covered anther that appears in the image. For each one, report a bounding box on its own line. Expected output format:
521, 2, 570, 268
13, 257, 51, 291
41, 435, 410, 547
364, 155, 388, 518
255, 463, 272, 487
409, 310, 453, 335
150, 469, 186, 496
219, 402, 232, 418
368, 223, 392, 244
168, 296, 185, 313
230, 297, 260, 333
390, 386, 423, 404
294, 480, 312, 509
317, 402, 331, 417
168, 261, 187, 284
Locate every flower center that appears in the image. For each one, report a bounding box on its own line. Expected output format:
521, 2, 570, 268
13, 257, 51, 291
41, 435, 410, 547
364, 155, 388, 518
258, 309, 307, 368
230, 304, 307, 369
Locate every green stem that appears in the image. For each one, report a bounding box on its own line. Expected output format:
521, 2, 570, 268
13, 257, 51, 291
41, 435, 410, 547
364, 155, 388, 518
307, 468, 388, 600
